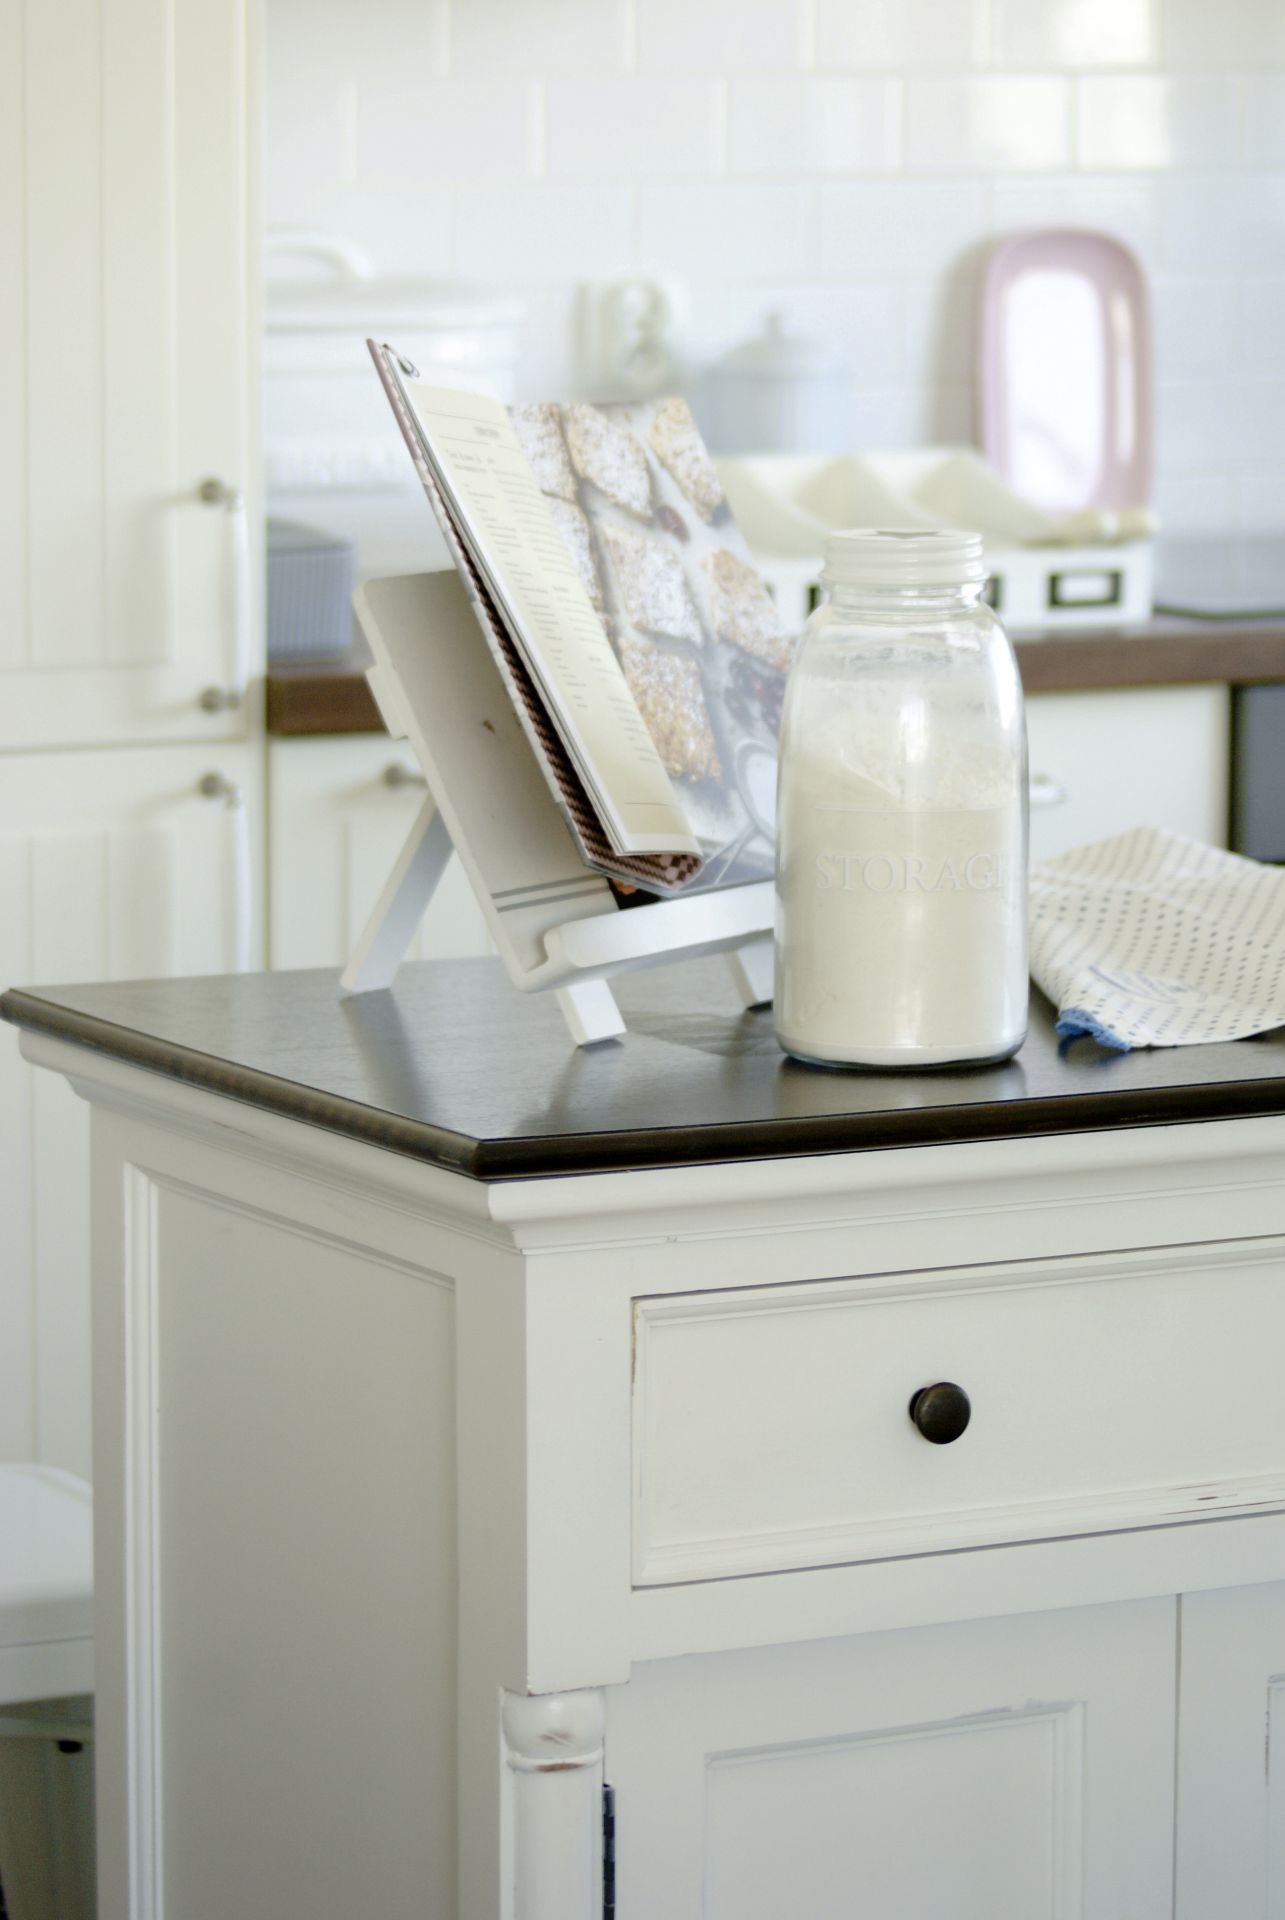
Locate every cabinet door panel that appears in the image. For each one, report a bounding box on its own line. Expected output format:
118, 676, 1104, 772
0, 743, 264, 1475
1176, 1582, 1285, 1919
607, 1599, 1175, 1920
268, 737, 492, 969
1027, 686, 1229, 864
0, 0, 256, 746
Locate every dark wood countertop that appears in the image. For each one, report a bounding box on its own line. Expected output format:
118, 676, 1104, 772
5, 960, 1285, 1181
266, 614, 1285, 737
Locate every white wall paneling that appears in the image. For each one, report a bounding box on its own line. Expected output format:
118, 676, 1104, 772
267, 736, 492, 969
0, 743, 265, 1475
1, 0, 260, 748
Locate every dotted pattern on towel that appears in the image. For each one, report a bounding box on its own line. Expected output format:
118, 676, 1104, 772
1029, 826, 1285, 1049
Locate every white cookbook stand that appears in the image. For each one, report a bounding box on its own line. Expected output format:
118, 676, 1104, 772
340, 571, 774, 1046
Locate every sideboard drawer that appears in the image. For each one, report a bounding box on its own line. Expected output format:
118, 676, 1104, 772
632, 1240, 1285, 1586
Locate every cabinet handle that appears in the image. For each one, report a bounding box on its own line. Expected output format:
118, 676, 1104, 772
382, 763, 429, 790
909, 1382, 971, 1445
196, 476, 252, 712
198, 773, 252, 974
1030, 773, 1069, 809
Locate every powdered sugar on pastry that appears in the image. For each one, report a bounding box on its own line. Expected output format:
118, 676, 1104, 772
603, 523, 705, 648
510, 403, 577, 501
546, 497, 605, 611
648, 397, 725, 523
616, 633, 721, 782
564, 404, 653, 520
702, 547, 794, 671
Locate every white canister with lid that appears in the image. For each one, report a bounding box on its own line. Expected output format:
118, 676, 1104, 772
774, 528, 1029, 1069
700, 313, 853, 455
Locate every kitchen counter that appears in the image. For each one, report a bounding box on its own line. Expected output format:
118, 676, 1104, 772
265, 610, 1285, 735
12, 957, 1285, 1920
5, 959, 1285, 1177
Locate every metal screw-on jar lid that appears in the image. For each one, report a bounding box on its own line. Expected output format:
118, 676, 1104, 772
822, 527, 987, 589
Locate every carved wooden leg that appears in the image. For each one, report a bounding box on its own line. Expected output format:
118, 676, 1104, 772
502, 1690, 606, 1920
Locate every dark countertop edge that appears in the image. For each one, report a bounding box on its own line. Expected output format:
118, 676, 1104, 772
265, 626, 1285, 736
6, 985, 1285, 1184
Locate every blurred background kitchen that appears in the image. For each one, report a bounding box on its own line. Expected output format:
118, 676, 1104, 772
2, 2, 1284, 1906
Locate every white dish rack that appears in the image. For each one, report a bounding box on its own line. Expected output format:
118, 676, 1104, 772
718, 449, 1155, 635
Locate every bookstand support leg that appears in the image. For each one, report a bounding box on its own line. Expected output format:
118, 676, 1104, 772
726, 936, 774, 1010
555, 979, 626, 1048
340, 797, 453, 996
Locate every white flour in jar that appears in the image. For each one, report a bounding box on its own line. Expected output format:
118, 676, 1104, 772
774, 727, 1027, 1066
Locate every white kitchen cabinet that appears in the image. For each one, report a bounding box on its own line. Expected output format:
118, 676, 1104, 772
0, 742, 264, 1476
11, 961, 1285, 1920
0, 0, 260, 749
1027, 685, 1229, 863
608, 1599, 1176, 1919
1176, 1581, 1285, 1918
267, 735, 492, 969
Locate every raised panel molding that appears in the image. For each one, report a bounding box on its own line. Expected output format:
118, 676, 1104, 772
634, 1239, 1285, 1585
0, 743, 264, 1473
706, 1704, 1084, 1919
0, 0, 258, 746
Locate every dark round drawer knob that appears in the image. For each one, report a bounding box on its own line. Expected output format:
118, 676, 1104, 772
909, 1381, 971, 1445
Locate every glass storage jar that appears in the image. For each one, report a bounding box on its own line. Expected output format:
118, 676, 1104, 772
774, 528, 1028, 1068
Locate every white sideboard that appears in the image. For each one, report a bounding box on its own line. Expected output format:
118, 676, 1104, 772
6, 962, 1285, 1920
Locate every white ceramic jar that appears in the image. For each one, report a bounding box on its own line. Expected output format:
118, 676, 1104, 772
774, 528, 1029, 1069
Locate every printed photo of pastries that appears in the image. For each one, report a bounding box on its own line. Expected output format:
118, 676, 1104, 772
509, 395, 796, 889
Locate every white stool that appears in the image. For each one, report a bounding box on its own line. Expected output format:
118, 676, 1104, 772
0, 1466, 95, 1920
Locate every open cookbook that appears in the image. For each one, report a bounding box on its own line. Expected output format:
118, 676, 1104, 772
369, 341, 795, 895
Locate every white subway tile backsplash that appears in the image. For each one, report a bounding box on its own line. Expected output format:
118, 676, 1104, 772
992, 0, 1157, 71
1156, 173, 1285, 271
901, 275, 980, 383
635, 0, 801, 73
1151, 278, 1237, 378
905, 77, 1071, 172
449, 0, 632, 75
264, 0, 1285, 535
452, 183, 637, 281
266, 183, 454, 278
726, 77, 901, 175
358, 78, 539, 183
722, 283, 903, 380
1162, 0, 1285, 70
1239, 280, 1285, 373
814, 0, 986, 72
988, 174, 1158, 265
1076, 76, 1241, 171
545, 78, 719, 177
639, 182, 814, 281
816, 180, 990, 278
1154, 470, 1240, 536
1244, 78, 1285, 171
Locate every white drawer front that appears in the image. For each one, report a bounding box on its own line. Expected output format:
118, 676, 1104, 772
632, 1240, 1285, 1586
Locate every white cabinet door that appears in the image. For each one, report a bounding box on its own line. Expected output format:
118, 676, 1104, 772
0, 741, 264, 1476
267, 736, 492, 970
1027, 686, 1229, 864
0, 0, 258, 748
607, 1599, 1176, 1920
1176, 1582, 1285, 1919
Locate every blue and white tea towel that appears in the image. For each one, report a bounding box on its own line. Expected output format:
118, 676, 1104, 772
1029, 827, 1285, 1052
